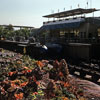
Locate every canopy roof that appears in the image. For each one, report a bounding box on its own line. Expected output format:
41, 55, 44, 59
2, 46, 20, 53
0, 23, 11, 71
43, 8, 99, 18
38, 21, 84, 32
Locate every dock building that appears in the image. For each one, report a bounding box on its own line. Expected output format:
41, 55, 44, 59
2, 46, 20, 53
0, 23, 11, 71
39, 8, 100, 44
38, 8, 100, 60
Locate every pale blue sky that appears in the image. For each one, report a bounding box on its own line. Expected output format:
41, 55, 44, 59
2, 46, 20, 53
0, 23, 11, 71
0, 0, 100, 28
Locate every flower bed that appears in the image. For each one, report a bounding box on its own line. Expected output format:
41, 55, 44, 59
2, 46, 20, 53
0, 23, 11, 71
0, 48, 87, 100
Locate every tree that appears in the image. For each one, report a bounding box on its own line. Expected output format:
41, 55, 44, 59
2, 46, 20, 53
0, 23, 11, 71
0, 26, 4, 37
21, 28, 30, 38
6, 24, 14, 31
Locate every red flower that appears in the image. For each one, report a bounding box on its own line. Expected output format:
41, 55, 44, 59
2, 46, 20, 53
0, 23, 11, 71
8, 72, 14, 76
20, 82, 28, 87
14, 93, 23, 100
33, 76, 37, 82
36, 81, 40, 85
64, 82, 70, 87
22, 70, 26, 74
8, 71, 17, 76
59, 72, 63, 77
27, 69, 32, 73
37, 61, 44, 68
32, 92, 38, 95
23, 66, 28, 70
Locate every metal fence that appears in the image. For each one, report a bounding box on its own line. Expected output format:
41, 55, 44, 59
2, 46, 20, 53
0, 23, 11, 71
39, 37, 100, 44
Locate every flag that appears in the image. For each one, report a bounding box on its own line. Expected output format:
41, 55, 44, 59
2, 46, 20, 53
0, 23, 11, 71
87, 2, 88, 5
70, 6, 72, 10
87, 2, 88, 8
78, 4, 80, 8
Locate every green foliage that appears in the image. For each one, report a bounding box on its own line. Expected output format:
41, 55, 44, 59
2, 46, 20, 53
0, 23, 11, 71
0, 25, 14, 38
15, 28, 30, 37
0, 25, 31, 39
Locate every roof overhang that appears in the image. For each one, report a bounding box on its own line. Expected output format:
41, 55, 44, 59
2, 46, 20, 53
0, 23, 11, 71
43, 8, 100, 18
